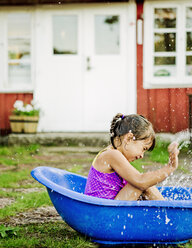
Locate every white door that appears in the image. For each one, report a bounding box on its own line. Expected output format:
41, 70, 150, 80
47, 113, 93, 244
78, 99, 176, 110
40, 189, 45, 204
35, 3, 136, 132
83, 5, 136, 131
35, 8, 84, 131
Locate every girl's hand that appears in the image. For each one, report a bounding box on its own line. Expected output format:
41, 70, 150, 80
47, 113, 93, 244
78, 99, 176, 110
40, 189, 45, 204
168, 141, 179, 170
168, 141, 179, 154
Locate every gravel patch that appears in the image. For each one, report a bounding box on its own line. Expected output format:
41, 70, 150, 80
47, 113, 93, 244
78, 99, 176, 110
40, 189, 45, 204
0, 187, 45, 194
0, 198, 15, 209
7, 206, 62, 226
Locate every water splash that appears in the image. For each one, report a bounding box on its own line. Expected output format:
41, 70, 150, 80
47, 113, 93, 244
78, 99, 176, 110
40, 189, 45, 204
178, 140, 191, 150
157, 129, 191, 145
175, 130, 191, 145
157, 129, 192, 189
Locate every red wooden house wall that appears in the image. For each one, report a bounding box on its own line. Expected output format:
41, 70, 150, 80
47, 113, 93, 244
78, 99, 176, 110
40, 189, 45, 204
0, 93, 33, 135
137, 0, 192, 133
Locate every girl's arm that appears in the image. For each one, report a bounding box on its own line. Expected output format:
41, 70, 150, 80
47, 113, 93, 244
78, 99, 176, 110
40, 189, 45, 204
108, 142, 179, 191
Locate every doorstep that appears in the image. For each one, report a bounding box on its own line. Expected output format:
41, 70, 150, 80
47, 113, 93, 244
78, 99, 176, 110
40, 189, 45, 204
0, 131, 190, 146
5, 132, 110, 147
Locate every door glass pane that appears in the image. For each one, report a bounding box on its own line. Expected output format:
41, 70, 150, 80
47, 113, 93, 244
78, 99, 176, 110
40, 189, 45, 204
154, 33, 176, 52
53, 15, 78, 55
186, 56, 192, 75
154, 8, 176, 29
186, 32, 192, 51
95, 15, 120, 54
8, 13, 30, 38
8, 63, 31, 85
154, 56, 176, 76
186, 7, 192, 28
8, 39, 30, 60
7, 13, 31, 85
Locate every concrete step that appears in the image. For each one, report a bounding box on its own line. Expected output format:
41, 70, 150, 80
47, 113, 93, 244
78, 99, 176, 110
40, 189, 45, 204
5, 132, 110, 147
0, 131, 190, 147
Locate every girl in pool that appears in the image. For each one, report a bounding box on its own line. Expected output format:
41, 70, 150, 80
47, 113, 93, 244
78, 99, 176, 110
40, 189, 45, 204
85, 113, 179, 201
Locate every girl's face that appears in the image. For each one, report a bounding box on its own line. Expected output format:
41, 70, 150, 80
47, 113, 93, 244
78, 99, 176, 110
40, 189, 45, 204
121, 134, 153, 162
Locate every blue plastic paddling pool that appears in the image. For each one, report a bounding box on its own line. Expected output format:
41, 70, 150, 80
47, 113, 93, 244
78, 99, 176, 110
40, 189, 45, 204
31, 166, 192, 245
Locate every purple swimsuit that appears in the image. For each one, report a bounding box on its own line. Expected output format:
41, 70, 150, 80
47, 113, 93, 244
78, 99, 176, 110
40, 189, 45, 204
84, 165, 127, 200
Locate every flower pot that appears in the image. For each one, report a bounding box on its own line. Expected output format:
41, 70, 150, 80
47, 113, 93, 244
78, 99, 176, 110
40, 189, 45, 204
9, 115, 25, 133
23, 116, 39, 134
9, 115, 39, 134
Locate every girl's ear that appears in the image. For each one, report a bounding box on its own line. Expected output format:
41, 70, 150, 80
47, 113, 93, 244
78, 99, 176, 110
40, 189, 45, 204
125, 132, 134, 142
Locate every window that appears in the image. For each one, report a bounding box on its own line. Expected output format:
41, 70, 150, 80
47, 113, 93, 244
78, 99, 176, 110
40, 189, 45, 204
186, 7, 192, 76
7, 13, 32, 87
52, 15, 78, 55
144, 2, 192, 88
95, 15, 120, 54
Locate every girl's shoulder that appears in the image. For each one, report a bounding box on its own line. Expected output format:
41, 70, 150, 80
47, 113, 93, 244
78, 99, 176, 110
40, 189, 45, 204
93, 146, 123, 173
97, 146, 123, 162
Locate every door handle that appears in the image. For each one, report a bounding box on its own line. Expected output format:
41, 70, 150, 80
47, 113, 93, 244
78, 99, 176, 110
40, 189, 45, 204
86, 57, 92, 71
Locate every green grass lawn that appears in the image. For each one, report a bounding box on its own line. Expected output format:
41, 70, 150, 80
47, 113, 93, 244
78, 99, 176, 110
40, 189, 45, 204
0, 222, 95, 248
0, 144, 41, 166
0, 141, 192, 248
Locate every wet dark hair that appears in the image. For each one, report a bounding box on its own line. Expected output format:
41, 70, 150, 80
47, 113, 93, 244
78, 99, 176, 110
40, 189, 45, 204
110, 113, 155, 151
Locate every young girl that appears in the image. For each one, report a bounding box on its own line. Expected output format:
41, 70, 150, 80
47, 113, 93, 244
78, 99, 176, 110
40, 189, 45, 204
84, 113, 179, 201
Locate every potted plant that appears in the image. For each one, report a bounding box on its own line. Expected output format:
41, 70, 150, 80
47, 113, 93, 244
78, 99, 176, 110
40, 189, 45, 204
9, 100, 40, 134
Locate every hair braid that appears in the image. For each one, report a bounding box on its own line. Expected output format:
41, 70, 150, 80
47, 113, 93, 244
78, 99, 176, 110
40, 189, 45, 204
110, 113, 124, 149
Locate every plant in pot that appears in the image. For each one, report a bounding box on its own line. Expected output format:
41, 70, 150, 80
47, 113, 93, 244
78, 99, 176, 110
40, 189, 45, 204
9, 100, 40, 134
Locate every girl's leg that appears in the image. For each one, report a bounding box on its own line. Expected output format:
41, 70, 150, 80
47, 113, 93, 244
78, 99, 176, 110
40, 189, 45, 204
114, 184, 165, 201
143, 186, 165, 200
114, 183, 143, 201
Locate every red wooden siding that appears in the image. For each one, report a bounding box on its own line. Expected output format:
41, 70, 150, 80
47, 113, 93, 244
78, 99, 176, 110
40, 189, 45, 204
0, 93, 33, 135
137, 1, 192, 133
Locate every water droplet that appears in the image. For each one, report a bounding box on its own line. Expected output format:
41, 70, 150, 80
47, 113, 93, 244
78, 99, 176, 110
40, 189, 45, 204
165, 215, 170, 224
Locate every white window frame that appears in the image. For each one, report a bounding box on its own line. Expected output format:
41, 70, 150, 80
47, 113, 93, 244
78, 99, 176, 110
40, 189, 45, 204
144, 1, 192, 89
0, 7, 34, 93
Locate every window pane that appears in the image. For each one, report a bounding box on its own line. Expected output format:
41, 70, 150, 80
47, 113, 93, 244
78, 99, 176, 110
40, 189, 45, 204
8, 13, 30, 38
154, 66, 176, 77
95, 15, 120, 54
154, 56, 176, 77
186, 7, 192, 28
8, 39, 30, 60
53, 15, 78, 55
186, 32, 192, 51
154, 33, 176, 52
154, 56, 175, 65
186, 56, 192, 75
154, 8, 176, 29
8, 63, 31, 85
7, 13, 31, 85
